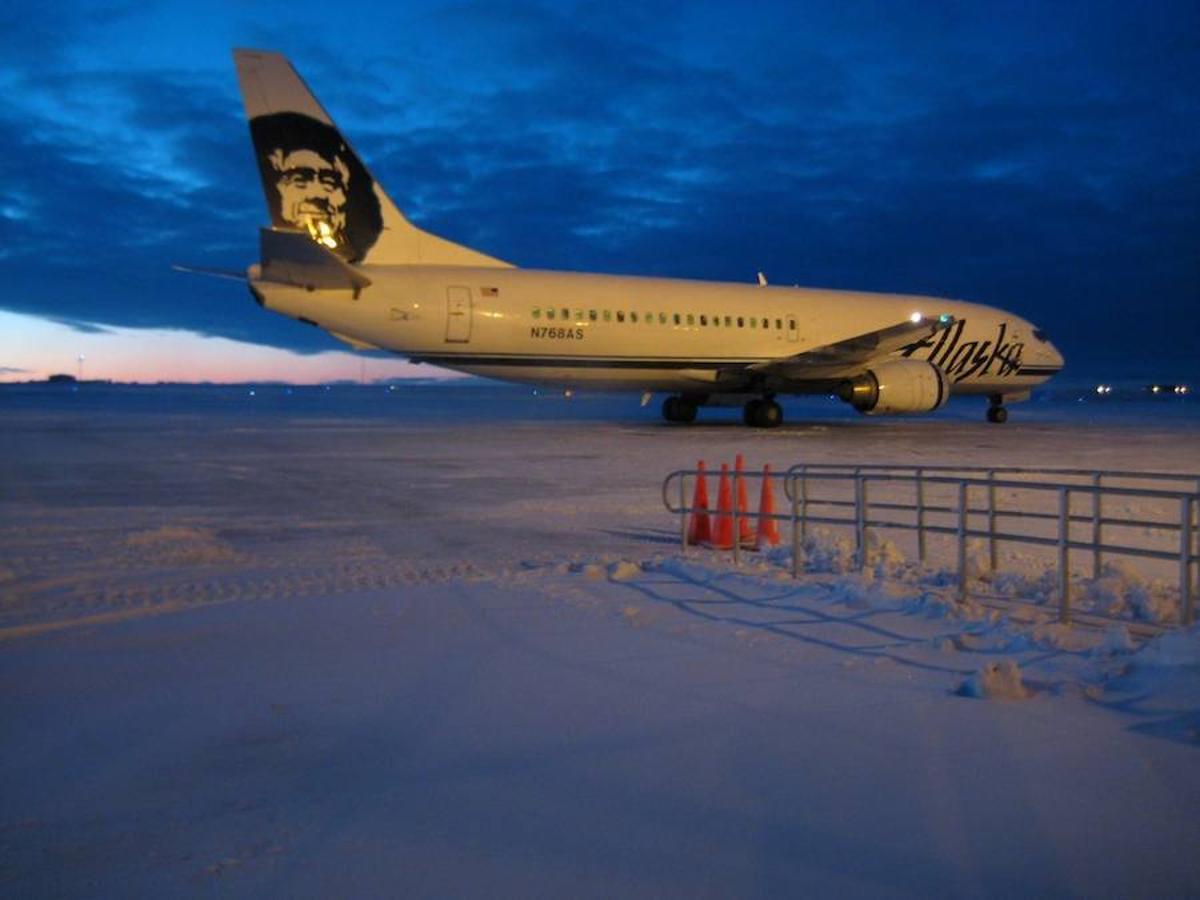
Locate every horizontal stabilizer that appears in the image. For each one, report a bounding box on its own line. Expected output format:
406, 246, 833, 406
171, 264, 247, 281
329, 331, 383, 351
259, 228, 372, 292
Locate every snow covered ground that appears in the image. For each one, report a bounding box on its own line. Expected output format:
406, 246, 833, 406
1, 382, 1198, 896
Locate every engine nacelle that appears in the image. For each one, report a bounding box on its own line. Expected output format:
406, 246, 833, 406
837, 359, 949, 415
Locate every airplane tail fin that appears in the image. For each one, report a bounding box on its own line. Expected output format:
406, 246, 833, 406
233, 49, 511, 269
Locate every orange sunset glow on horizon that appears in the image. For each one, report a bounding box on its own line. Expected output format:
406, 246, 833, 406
0, 310, 460, 384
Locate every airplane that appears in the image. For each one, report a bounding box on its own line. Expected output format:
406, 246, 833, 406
222, 49, 1064, 427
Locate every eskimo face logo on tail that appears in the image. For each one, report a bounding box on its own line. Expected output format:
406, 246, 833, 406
269, 148, 348, 242
249, 112, 382, 263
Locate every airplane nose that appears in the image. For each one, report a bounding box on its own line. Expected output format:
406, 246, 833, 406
1028, 321, 1064, 369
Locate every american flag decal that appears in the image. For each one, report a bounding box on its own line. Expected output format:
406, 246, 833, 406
481, 286, 499, 297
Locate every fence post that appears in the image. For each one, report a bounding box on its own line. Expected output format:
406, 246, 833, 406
957, 481, 968, 602
732, 470, 741, 567
916, 468, 927, 563
791, 475, 801, 579
1181, 495, 1194, 626
1193, 487, 1198, 621
1092, 472, 1102, 578
855, 472, 866, 571
1058, 486, 1071, 625
799, 467, 809, 544
988, 469, 997, 573
680, 473, 689, 552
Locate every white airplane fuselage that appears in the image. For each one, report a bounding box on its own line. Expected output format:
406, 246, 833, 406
252, 264, 1061, 396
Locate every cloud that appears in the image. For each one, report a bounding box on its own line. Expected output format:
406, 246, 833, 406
0, 0, 141, 71
0, 0, 1195, 370
0, 60, 306, 347
41, 317, 116, 335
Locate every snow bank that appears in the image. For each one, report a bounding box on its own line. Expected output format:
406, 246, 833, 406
1135, 625, 1200, 668
1080, 560, 1178, 623
794, 526, 906, 577
957, 660, 1033, 700
124, 525, 241, 566
912, 550, 1184, 627
1094, 625, 1137, 655
990, 566, 1060, 603
575, 545, 1182, 705
607, 560, 643, 581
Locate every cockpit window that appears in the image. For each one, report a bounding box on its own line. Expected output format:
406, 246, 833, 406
1033, 328, 1049, 343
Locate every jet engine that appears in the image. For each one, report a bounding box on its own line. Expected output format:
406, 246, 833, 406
837, 359, 949, 415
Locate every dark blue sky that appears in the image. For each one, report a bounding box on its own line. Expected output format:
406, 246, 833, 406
2, 0, 1197, 373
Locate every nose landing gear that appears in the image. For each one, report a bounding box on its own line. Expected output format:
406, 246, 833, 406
986, 394, 1008, 423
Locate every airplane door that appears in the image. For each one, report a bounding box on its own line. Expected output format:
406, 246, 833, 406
445, 286, 472, 342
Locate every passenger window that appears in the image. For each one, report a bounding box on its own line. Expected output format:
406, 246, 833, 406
603, 310, 612, 322
787, 319, 796, 330
659, 312, 667, 324
589, 309, 597, 321
533, 307, 541, 319
724, 316, 732, 327
737, 317, 744, 328
561, 308, 569, 320
687, 314, 695, 326
775, 318, 783, 330
750, 317, 757, 328
617, 311, 625, 322
673, 313, 681, 325
699, 315, 707, 326
547, 308, 556, 320
631, 311, 638, 323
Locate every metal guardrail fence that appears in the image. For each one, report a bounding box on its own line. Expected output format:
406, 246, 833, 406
662, 464, 1200, 627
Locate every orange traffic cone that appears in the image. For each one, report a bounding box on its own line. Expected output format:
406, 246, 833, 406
687, 461, 712, 545
735, 453, 756, 548
755, 464, 781, 548
711, 463, 734, 549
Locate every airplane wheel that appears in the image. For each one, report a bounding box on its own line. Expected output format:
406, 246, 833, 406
663, 396, 698, 423
759, 399, 783, 428
744, 398, 783, 428
987, 405, 1008, 424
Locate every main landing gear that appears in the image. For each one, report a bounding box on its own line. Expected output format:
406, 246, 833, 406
662, 395, 698, 423
743, 396, 783, 428
986, 394, 1008, 424
661, 394, 784, 428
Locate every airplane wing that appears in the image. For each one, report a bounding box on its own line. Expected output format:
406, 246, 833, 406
747, 315, 953, 383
